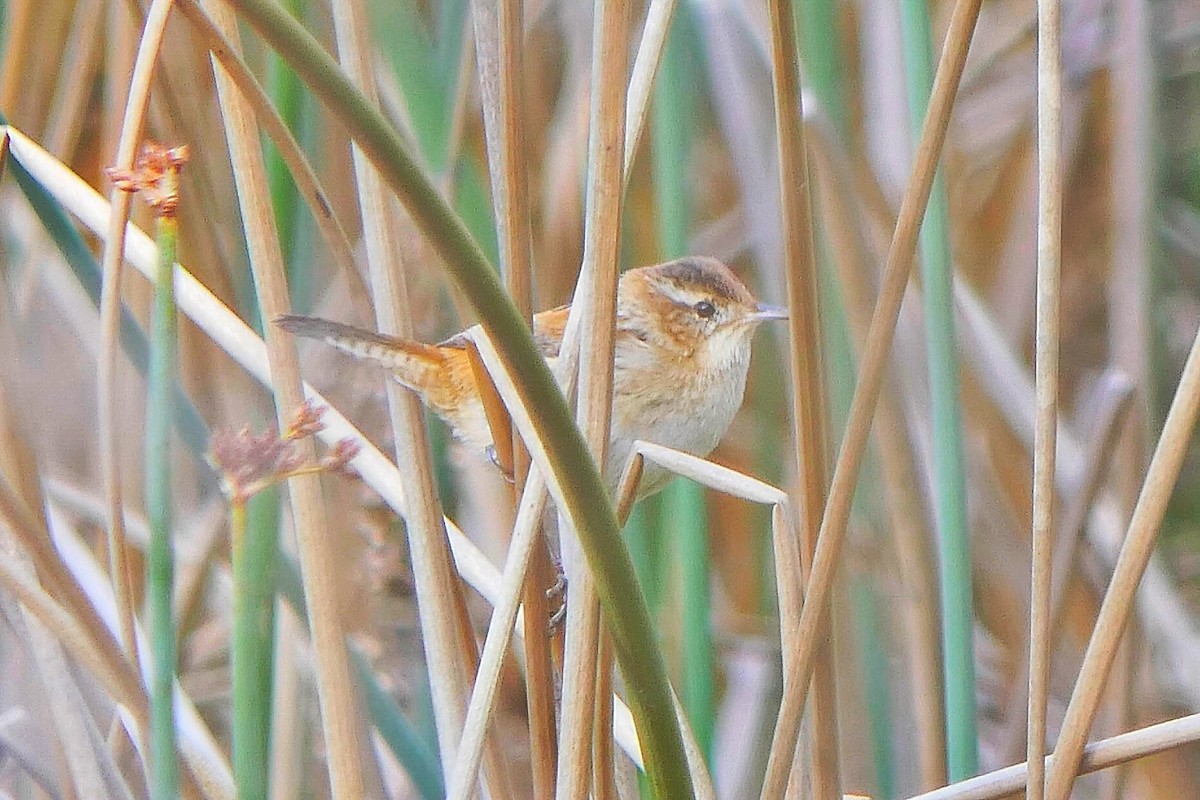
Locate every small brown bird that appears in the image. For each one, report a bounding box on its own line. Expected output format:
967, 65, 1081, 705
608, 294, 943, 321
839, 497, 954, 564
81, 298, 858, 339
276, 256, 786, 496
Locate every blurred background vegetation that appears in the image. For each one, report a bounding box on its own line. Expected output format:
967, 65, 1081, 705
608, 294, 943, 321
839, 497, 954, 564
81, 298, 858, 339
2, 0, 1200, 797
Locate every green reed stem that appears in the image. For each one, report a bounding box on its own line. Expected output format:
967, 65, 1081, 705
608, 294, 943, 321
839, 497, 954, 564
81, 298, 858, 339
652, 5, 714, 763
145, 211, 180, 800
231, 488, 279, 800
264, 0, 306, 317
898, 0, 978, 778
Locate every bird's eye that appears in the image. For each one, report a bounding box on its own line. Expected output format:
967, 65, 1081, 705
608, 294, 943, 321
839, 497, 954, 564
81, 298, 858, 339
695, 300, 717, 319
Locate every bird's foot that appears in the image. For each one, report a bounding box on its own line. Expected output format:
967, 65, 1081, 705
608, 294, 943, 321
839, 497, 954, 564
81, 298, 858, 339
485, 444, 515, 484
546, 561, 567, 633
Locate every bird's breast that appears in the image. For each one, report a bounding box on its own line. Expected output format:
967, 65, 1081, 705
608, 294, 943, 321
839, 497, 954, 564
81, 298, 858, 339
607, 354, 750, 493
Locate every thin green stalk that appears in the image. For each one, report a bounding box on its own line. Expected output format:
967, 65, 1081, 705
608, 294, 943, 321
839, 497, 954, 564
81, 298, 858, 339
898, 0, 978, 778
454, 157, 500, 268
668, 479, 713, 760
652, 6, 713, 763
795, 2, 899, 784
146, 206, 180, 800
264, 0, 306, 317
796, 0, 846, 135
350, 650, 445, 800
821, 269, 900, 791
851, 579, 896, 799
232, 489, 279, 800
624, 497, 665, 615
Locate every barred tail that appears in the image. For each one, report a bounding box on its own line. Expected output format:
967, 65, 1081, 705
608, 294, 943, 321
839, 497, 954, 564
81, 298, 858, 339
274, 314, 443, 392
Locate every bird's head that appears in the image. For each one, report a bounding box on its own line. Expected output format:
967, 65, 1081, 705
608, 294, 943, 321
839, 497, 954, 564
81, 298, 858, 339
618, 256, 787, 371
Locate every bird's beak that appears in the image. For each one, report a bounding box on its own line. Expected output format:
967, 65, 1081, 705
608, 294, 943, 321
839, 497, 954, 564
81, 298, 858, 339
752, 303, 789, 322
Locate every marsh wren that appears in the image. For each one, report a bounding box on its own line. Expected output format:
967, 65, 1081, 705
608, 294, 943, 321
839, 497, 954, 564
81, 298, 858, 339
276, 256, 786, 496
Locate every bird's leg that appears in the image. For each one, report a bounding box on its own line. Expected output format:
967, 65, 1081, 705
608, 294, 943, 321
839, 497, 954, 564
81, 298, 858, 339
546, 555, 568, 633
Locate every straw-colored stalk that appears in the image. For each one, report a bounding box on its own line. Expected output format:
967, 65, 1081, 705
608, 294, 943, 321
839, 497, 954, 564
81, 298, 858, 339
807, 120, 947, 791
758, 0, 983, 793
1002, 376, 1133, 762
1027, 0, 1063, 792
171, 0, 358, 284
763, 0, 840, 794
1043, 207, 1200, 800
201, 1, 365, 794
0, 330, 128, 800
469, 0, 559, 789
328, 0, 487, 793
557, 0, 633, 794
911, 712, 1200, 800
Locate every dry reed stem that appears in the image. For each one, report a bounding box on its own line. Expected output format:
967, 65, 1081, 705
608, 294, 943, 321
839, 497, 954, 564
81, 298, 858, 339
0, 546, 141, 744
448, 585, 516, 800
201, 3, 365, 794
763, 0, 839, 792
170, 0, 361, 298
953, 275, 1200, 719
446, 467, 550, 799
1043, 277, 1200, 800
3, 126, 652, 773
1002, 375, 1134, 762
96, 0, 174, 673
558, 0, 631, 793
23, 599, 128, 799
329, 0, 481, 791
1027, 0, 1063, 791
911, 711, 1200, 800
269, 608, 303, 800
42, 0, 103, 159
0, 361, 231, 793
555, 533, 603, 795
469, 0, 558, 786
758, 0, 983, 793
621, 0, 677, 182
630, 441, 787, 505
807, 122, 947, 790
